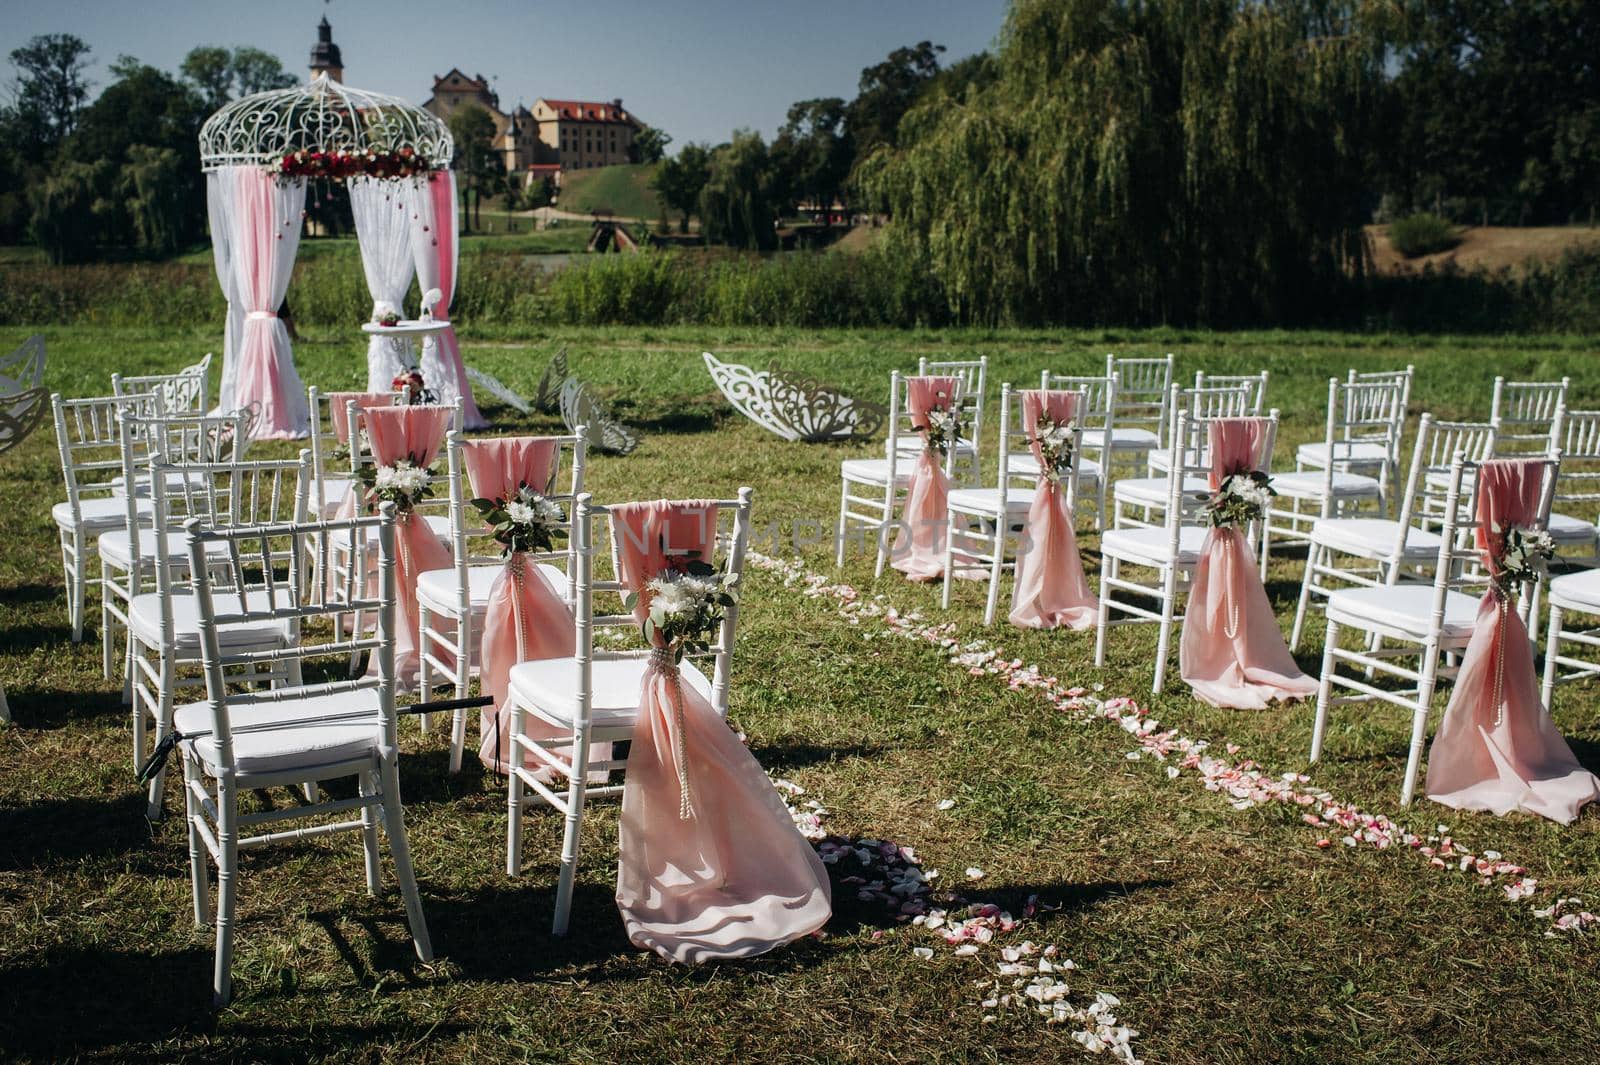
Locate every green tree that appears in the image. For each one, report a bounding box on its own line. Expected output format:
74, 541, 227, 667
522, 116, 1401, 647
860, 0, 1384, 326
30, 158, 111, 263
123, 144, 186, 255
449, 104, 499, 231
652, 142, 712, 232
229, 47, 296, 95
180, 46, 233, 111
631, 125, 671, 164
772, 97, 853, 221
8, 33, 92, 155
846, 41, 944, 157
699, 131, 779, 250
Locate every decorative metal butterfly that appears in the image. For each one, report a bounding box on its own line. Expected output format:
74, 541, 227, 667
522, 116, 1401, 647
560, 377, 640, 455
531, 349, 569, 414
465, 365, 532, 415
0, 335, 45, 395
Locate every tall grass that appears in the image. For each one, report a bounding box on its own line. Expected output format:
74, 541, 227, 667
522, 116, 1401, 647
3, 244, 1598, 333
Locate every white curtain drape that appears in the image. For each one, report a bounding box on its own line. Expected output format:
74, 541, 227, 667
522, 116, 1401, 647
409, 171, 486, 428
350, 175, 417, 392
204, 171, 243, 411
215, 165, 310, 439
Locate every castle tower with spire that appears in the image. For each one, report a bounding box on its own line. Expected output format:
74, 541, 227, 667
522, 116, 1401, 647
309, 16, 344, 82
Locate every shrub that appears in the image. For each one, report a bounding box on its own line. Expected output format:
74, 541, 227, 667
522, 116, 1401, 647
1388, 213, 1459, 258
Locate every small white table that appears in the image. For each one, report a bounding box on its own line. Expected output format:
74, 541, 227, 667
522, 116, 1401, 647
361, 320, 451, 386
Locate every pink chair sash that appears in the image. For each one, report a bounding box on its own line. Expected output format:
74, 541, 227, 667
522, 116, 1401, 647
1009, 389, 1095, 629
1179, 418, 1316, 708
326, 391, 393, 444
363, 405, 454, 688
1426, 459, 1600, 823
460, 437, 576, 773
610, 500, 831, 962
891, 376, 961, 582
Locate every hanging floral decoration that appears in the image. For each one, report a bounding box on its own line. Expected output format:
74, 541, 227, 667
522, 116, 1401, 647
275, 147, 436, 181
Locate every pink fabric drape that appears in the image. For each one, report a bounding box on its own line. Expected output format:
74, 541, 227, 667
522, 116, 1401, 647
229, 167, 307, 439
1427, 459, 1600, 823
1009, 390, 1095, 629
1180, 418, 1316, 708
891, 376, 962, 582
327, 391, 393, 445
415, 174, 485, 429
610, 500, 831, 962
363, 405, 454, 687
460, 437, 576, 773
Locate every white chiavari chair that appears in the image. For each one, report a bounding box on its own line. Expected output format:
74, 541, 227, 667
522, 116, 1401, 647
1030, 371, 1115, 530
1544, 408, 1600, 568
112, 353, 213, 415
1310, 454, 1557, 805
1289, 414, 1497, 651
914, 356, 987, 485
1097, 353, 1173, 480
837, 372, 961, 576
132, 454, 310, 819
177, 503, 432, 1004
504, 489, 753, 936
50, 393, 161, 642
1490, 376, 1569, 456
1263, 377, 1401, 567
1126, 383, 1255, 519
417, 429, 585, 772
1293, 365, 1413, 509
306, 387, 400, 519
943, 384, 1084, 625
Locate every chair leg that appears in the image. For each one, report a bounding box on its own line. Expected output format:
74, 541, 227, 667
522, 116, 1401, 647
378, 752, 433, 961
212, 781, 239, 1007
1402, 642, 1442, 806
359, 769, 382, 896
941, 511, 956, 610
505, 704, 525, 876
69, 531, 86, 643
835, 479, 849, 568
145, 653, 175, 822
1541, 605, 1564, 710
1153, 564, 1178, 695
1290, 543, 1319, 652
1310, 619, 1341, 762
982, 515, 1004, 627
551, 767, 589, 938
100, 562, 115, 682
448, 706, 468, 775
1094, 556, 1115, 667
874, 480, 895, 579
183, 755, 210, 928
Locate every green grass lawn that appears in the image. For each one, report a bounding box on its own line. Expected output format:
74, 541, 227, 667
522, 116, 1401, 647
556, 163, 662, 221
2, 324, 1599, 1062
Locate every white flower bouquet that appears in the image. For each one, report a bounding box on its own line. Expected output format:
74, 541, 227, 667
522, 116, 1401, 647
470, 484, 567, 556
358, 455, 435, 514
923, 401, 963, 457
1494, 522, 1556, 597
1032, 411, 1076, 486
1203, 470, 1275, 529
625, 557, 740, 662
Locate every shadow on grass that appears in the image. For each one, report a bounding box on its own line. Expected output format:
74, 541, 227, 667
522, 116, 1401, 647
0, 791, 153, 871
0, 944, 215, 1057
0, 581, 64, 605
4, 684, 130, 729
824, 877, 1174, 938
753, 739, 888, 772
1562, 735, 1600, 776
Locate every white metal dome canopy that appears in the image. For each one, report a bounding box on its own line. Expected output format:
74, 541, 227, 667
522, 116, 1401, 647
199, 73, 454, 171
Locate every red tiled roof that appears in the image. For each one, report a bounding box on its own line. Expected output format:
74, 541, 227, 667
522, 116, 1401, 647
538, 98, 632, 124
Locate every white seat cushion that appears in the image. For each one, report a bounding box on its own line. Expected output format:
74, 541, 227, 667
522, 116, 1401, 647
1114, 475, 1209, 508
416, 562, 569, 615
1297, 441, 1390, 469
1081, 427, 1159, 450
840, 458, 913, 486
1273, 470, 1383, 500
177, 686, 383, 777
129, 588, 293, 653
948, 486, 1037, 514
1548, 511, 1598, 544
1309, 518, 1442, 560
52, 496, 153, 534
316, 477, 355, 516
1145, 448, 1208, 473
508, 655, 714, 731
1100, 525, 1209, 566
1007, 454, 1101, 484
1549, 569, 1600, 613
1325, 584, 1479, 641
98, 528, 230, 569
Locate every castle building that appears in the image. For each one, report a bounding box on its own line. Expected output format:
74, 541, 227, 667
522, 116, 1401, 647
529, 98, 642, 171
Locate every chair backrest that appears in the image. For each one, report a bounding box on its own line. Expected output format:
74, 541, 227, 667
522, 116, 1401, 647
1346, 364, 1414, 424
114, 409, 258, 551
1490, 377, 1569, 456
186, 506, 400, 779
1393, 413, 1498, 535
51, 392, 161, 514
1159, 410, 1280, 538
0, 335, 46, 394
305, 388, 399, 514
884, 371, 963, 488
567, 490, 754, 720
1040, 371, 1118, 437
1163, 383, 1255, 448
342, 398, 463, 522
1550, 408, 1600, 519
997, 383, 1084, 507
445, 429, 588, 608
1107, 353, 1173, 434
917, 356, 987, 445
112, 354, 213, 415
1424, 454, 1558, 617
1193, 370, 1268, 414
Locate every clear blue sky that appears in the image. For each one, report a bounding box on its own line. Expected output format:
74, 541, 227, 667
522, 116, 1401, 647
2, 0, 1008, 146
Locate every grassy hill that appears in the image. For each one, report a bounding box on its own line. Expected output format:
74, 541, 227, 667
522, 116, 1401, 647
556, 163, 661, 220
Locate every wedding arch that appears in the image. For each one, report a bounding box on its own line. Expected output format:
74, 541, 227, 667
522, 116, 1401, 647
199, 73, 485, 438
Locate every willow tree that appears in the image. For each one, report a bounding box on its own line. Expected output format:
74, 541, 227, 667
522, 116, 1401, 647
858, 0, 1387, 326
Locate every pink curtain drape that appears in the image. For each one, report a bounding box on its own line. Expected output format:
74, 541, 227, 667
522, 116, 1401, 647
610, 500, 831, 962
1180, 418, 1316, 708
1427, 459, 1600, 823
891, 376, 962, 582
363, 405, 454, 688
224, 166, 309, 439
411, 173, 486, 429
1009, 389, 1095, 629
460, 437, 577, 773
